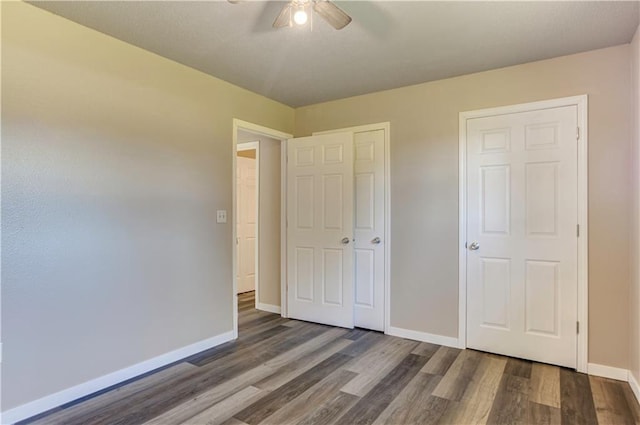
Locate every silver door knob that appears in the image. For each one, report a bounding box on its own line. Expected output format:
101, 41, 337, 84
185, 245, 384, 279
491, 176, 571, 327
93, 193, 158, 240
341, 237, 350, 245
371, 237, 381, 244
468, 242, 480, 250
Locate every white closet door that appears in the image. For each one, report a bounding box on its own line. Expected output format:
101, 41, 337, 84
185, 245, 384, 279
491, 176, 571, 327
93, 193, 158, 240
353, 130, 385, 331
466, 105, 578, 368
237, 156, 257, 294
287, 132, 354, 328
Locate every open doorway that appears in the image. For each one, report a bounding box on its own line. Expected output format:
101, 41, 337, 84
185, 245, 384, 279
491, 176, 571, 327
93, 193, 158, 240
236, 142, 258, 298
232, 120, 292, 338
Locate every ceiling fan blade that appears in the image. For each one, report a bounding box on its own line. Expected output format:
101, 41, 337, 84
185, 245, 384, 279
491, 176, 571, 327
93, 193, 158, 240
273, 4, 291, 28
313, 0, 352, 30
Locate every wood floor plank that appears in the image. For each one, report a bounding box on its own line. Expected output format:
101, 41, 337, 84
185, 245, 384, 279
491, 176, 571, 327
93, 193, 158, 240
344, 328, 370, 341
559, 368, 598, 425
281, 320, 301, 328
411, 341, 440, 357
589, 376, 636, 425
180, 386, 265, 425
296, 391, 360, 425
76, 323, 330, 425
530, 363, 561, 408
239, 311, 281, 328
383, 395, 448, 425
504, 357, 532, 378
256, 370, 357, 425
188, 325, 290, 367
421, 346, 461, 376
253, 328, 352, 391
236, 317, 290, 339
22, 291, 640, 425
342, 336, 419, 396
144, 327, 349, 425
338, 331, 385, 357
233, 353, 353, 425
238, 300, 255, 309
258, 327, 349, 373
431, 349, 482, 401
28, 362, 198, 425
142, 370, 271, 425
371, 373, 444, 425
528, 401, 561, 425
336, 353, 430, 425
220, 418, 249, 425
437, 353, 506, 425
486, 374, 530, 425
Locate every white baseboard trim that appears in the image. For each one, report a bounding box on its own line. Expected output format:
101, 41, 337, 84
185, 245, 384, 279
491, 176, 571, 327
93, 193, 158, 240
587, 363, 629, 381
386, 326, 460, 348
2, 330, 235, 424
256, 303, 281, 314
629, 371, 640, 404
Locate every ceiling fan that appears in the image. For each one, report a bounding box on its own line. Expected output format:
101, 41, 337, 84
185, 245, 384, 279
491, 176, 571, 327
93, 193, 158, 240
230, 0, 352, 30
273, 0, 352, 30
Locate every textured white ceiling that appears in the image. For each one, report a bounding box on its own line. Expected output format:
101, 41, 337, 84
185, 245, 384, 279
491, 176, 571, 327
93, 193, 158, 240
31, 1, 640, 107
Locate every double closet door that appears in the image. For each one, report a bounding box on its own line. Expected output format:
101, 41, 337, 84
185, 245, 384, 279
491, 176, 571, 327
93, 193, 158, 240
286, 129, 386, 331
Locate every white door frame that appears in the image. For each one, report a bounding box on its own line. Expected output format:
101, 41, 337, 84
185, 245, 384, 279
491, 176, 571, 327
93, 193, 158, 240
458, 95, 588, 372
314, 122, 391, 332
237, 141, 259, 301
232, 119, 293, 338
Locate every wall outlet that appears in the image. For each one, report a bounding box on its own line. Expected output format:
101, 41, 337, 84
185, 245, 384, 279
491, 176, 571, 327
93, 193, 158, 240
216, 210, 227, 223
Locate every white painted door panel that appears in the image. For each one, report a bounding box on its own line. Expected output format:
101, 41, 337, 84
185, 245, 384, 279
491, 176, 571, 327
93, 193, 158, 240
466, 106, 578, 368
287, 133, 354, 328
237, 156, 257, 294
353, 130, 385, 331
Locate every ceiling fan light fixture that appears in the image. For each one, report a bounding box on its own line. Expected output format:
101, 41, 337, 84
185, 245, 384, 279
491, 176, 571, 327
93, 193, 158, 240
270, 0, 350, 30
293, 9, 308, 25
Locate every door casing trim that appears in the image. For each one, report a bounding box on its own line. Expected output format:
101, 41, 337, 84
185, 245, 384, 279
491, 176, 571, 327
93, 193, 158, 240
232, 119, 293, 338
458, 95, 588, 372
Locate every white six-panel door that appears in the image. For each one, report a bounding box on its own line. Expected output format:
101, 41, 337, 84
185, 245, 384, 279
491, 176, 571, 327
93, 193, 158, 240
353, 130, 385, 331
237, 155, 257, 294
287, 133, 355, 328
466, 106, 578, 368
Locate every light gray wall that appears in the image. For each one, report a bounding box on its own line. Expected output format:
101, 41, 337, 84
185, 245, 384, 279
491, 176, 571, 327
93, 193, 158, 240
257, 137, 282, 307
296, 45, 633, 369
2, 3, 293, 411
238, 131, 282, 307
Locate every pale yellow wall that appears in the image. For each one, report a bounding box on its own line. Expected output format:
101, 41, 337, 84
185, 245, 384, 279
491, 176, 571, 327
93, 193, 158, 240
1, 2, 293, 411
296, 45, 633, 369
630, 18, 640, 383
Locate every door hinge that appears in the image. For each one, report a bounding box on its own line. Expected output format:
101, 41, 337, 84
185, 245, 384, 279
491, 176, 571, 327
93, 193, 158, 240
577, 321, 580, 334
576, 224, 580, 237
576, 127, 580, 140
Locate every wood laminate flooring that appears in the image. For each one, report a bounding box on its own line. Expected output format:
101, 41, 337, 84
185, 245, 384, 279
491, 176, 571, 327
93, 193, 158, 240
21, 291, 640, 425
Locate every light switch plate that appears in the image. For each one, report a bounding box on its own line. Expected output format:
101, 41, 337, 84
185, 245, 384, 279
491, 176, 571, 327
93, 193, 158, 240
216, 210, 227, 223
